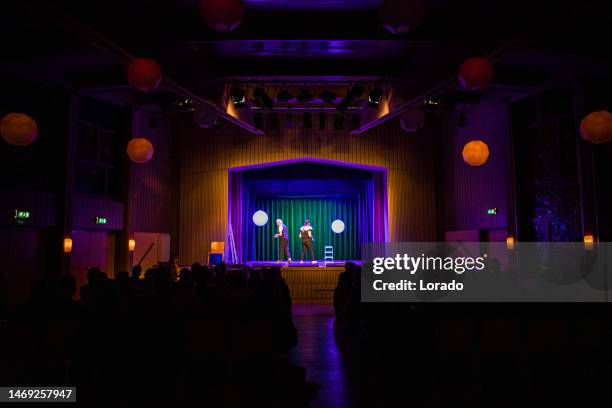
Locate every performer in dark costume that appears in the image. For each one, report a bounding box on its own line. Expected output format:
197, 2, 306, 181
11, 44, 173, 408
274, 218, 292, 262
300, 219, 316, 263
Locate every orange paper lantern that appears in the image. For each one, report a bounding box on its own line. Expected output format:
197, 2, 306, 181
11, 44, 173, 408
200, 0, 245, 32
462, 140, 489, 166
579, 111, 612, 144
0, 113, 38, 146
379, 0, 425, 34
127, 138, 154, 164
459, 57, 494, 90
127, 58, 162, 92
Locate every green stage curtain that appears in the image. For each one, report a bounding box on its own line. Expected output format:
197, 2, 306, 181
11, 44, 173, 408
252, 197, 359, 261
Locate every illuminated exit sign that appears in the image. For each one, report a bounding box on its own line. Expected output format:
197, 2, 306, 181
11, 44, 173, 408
14, 209, 31, 222
487, 208, 498, 215
95, 217, 108, 225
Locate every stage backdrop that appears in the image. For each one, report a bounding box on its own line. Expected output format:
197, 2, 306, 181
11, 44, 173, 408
177, 117, 439, 265
250, 196, 359, 261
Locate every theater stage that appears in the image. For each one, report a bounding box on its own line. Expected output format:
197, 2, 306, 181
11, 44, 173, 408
246, 261, 360, 304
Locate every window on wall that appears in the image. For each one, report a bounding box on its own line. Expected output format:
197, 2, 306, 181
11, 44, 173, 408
75, 96, 126, 198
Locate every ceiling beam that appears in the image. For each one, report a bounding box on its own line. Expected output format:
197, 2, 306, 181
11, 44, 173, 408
49, 9, 262, 135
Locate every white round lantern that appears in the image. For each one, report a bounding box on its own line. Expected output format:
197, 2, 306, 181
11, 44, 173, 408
331, 219, 345, 234
252, 210, 269, 226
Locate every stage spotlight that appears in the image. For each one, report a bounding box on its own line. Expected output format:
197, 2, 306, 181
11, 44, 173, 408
297, 89, 314, 103
303, 112, 313, 129
331, 219, 345, 234
253, 86, 274, 109
252, 210, 269, 226
337, 84, 365, 112
319, 90, 336, 103
277, 89, 293, 103
230, 87, 246, 108
368, 86, 383, 107
176, 96, 195, 112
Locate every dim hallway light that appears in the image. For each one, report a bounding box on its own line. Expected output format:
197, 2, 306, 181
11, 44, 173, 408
63, 238, 73, 253
584, 234, 595, 250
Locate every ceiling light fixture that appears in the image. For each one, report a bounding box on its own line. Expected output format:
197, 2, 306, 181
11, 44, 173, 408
337, 84, 365, 113
319, 90, 337, 103
297, 89, 314, 103
253, 86, 274, 109
276, 89, 293, 103
230, 87, 246, 108
368, 86, 383, 107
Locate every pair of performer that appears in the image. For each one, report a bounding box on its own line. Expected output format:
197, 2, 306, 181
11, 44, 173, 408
274, 218, 316, 263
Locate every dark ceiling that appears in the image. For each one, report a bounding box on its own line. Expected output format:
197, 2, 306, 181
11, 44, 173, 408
2, 1, 611, 104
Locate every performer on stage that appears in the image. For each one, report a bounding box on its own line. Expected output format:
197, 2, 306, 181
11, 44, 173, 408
274, 218, 292, 262
299, 219, 316, 263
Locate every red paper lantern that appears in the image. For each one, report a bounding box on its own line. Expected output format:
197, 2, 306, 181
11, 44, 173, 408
379, 0, 425, 35
127, 138, 154, 164
462, 140, 489, 166
459, 57, 494, 90
0, 113, 38, 146
579, 111, 612, 144
127, 58, 162, 92
200, 0, 245, 33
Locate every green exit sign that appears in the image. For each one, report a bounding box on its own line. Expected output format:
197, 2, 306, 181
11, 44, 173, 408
487, 208, 498, 215
95, 217, 107, 225
14, 209, 31, 221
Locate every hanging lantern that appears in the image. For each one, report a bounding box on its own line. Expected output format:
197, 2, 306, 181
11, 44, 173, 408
200, 0, 245, 32
127, 138, 154, 164
579, 111, 612, 144
459, 57, 494, 90
462, 140, 489, 166
379, 0, 425, 35
127, 58, 162, 92
399, 109, 425, 133
0, 113, 38, 146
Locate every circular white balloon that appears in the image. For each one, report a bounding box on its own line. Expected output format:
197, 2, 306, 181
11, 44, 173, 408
252, 210, 269, 226
331, 219, 345, 234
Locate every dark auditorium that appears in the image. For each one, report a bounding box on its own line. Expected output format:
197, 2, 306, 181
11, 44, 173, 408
2, 1, 612, 406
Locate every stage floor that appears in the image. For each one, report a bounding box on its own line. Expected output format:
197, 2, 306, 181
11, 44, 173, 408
245, 260, 359, 303
246, 260, 361, 268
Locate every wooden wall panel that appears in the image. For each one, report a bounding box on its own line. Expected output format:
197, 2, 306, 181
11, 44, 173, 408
438, 98, 512, 234
0, 191, 57, 227
177, 114, 437, 264
129, 111, 173, 233
72, 196, 125, 231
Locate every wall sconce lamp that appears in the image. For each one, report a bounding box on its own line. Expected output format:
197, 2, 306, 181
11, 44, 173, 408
63, 237, 73, 253
584, 234, 595, 250
506, 236, 515, 250
128, 239, 136, 252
